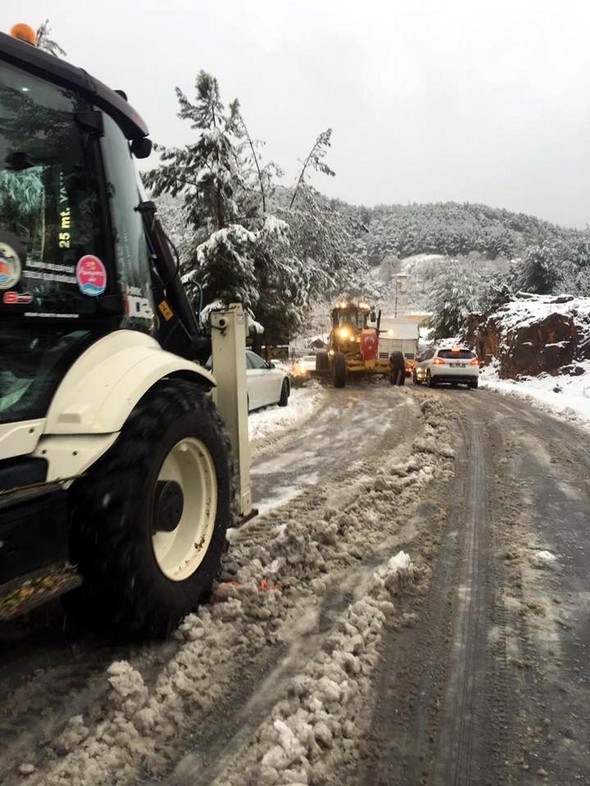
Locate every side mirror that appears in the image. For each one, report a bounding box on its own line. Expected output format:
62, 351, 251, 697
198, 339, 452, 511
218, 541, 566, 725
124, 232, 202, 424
131, 137, 153, 159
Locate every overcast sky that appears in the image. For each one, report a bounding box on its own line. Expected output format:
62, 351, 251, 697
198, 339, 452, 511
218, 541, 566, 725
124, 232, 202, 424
5, 0, 590, 227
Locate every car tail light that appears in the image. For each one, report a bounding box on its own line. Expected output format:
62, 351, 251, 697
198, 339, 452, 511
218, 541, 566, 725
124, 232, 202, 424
433, 357, 446, 365
469, 358, 479, 366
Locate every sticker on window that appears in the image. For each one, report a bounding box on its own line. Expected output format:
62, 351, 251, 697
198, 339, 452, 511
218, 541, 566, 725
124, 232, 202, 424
3, 291, 33, 305
0, 243, 22, 291
76, 255, 107, 297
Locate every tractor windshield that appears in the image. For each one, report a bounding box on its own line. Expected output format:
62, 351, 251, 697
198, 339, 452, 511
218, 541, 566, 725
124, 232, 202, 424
332, 308, 367, 330
0, 62, 112, 424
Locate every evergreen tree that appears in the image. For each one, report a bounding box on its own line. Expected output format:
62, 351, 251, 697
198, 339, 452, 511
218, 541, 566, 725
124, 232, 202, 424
429, 260, 480, 339
289, 129, 335, 210
143, 72, 259, 309
143, 73, 363, 346
518, 241, 561, 294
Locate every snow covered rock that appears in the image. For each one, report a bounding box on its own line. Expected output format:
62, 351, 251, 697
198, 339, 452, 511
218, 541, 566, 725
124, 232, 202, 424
463, 293, 590, 378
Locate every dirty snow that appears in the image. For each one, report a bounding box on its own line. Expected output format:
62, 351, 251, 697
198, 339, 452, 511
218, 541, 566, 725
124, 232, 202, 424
33, 394, 456, 786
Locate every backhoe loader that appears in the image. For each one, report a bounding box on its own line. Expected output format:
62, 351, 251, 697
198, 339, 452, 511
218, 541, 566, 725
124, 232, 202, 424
0, 25, 250, 638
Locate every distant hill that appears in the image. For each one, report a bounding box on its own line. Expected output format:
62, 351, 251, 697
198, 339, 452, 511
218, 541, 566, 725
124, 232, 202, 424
361, 201, 586, 264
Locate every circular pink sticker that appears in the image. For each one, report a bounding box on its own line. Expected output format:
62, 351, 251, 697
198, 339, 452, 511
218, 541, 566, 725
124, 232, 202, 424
76, 255, 107, 297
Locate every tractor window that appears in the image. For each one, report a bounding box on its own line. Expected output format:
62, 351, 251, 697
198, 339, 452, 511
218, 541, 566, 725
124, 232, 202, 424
332, 309, 367, 330
100, 113, 153, 330
0, 63, 110, 319
0, 64, 112, 423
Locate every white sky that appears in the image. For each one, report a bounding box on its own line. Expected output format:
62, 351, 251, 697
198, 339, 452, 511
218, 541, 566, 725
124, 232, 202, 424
4, 0, 590, 227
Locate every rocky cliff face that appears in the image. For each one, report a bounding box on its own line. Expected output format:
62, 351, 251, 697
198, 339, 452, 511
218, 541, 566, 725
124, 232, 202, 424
462, 294, 590, 379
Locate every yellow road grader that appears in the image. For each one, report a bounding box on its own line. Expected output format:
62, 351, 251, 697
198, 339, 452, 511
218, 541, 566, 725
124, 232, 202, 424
315, 301, 406, 388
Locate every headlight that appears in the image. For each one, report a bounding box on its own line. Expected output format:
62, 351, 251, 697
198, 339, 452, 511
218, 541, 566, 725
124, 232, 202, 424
339, 327, 350, 339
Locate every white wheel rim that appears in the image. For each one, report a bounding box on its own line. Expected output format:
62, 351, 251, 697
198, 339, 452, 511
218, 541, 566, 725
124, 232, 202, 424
152, 437, 217, 582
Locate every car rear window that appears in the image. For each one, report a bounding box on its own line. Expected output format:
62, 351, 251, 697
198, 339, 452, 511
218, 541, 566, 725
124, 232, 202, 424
438, 349, 474, 359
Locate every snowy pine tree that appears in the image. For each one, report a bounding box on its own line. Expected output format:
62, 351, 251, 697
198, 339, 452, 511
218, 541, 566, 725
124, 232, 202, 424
36, 20, 66, 58
143, 72, 260, 310
143, 72, 364, 346
429, 260, 481, 339
518, 241, 561, 294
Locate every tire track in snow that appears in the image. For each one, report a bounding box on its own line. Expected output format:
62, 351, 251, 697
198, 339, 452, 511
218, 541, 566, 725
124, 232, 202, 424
431, 423, 489, 785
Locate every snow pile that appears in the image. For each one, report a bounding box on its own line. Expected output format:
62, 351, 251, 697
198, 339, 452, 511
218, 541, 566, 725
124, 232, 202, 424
226, 553, 414, 786
529, 549, 558, 569
38, 396, 455, 786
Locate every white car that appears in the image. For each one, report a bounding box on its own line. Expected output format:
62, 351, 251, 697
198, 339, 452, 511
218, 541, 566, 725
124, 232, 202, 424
269, 359, 289, 372
414, 346, 479, 389
246, 350, 290, 411
206, 350, 290, 412
293, 355, 317, 376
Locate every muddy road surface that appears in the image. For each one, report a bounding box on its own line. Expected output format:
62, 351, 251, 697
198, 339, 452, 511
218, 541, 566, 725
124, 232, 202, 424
0, 383, 588, 786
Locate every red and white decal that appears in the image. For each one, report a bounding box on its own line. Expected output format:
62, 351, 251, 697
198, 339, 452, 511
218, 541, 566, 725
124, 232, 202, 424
76, 255, 107, 297
3, 290, 33, 305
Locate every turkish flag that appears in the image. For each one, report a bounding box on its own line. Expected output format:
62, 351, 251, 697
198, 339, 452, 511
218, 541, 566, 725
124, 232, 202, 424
360, 329, 379, 361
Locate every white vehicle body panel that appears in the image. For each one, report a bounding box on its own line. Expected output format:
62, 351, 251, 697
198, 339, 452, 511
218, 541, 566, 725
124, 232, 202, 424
44, 330, 215, 435
0, 419, 44, 461
245, 350, 287, 411
3, 330, 218, 482
378, 318, 420, 362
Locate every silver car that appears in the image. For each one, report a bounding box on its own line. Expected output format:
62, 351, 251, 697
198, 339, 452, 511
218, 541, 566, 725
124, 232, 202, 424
414, 346, 479, 389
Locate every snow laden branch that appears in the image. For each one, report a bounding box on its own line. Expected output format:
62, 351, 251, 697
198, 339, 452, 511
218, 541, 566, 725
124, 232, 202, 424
36, 19, 67, 58
289, 128, 335, 210
142, 72, 365, 347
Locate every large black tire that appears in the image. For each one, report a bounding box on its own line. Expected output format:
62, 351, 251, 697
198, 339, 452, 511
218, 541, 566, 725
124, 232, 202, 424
426, 370, 436, 388
412, 370, 420, 385
333, 353, 347, 388
278, 378, 290, 406
316, 351, 329, 372
66, 379, 233, 639
470, 378, 479, 389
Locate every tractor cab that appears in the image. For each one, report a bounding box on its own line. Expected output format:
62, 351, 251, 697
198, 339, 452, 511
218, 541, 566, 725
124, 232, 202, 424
0, 32, 210, 429
329, 300, 379, 359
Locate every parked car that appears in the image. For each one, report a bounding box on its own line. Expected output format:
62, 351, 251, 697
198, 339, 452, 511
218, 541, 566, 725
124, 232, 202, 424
414, 346, 479, 388
293, 355, 317, 377
269, 359, 289, 372
246, 350, 290, 411
207, 350, 290, 411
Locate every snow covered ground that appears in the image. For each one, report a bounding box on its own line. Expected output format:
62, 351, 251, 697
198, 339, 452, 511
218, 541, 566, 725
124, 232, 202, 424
20, 389, 454, 786
248, 382, 325, 445
480, 361, 590, 430
254, 361, 590, 446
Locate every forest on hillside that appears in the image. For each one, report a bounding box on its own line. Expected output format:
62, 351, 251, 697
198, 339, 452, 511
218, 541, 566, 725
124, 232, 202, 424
143, 71, 590, 345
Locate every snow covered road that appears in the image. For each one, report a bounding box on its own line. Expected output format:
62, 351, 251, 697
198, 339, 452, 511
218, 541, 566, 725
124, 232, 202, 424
0, 383, 588, 785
